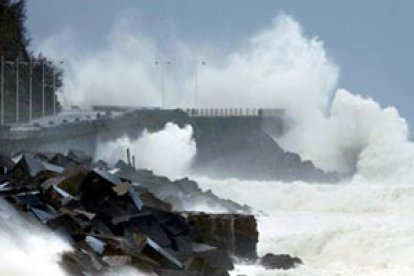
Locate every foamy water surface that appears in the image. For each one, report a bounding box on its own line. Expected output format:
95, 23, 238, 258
195, 176, 414, 276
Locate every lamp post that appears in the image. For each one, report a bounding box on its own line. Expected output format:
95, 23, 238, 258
15, 57, 19, 123
29, 58, 33, 121
154, 61, 172, 109
195, 61, 206, 109
30, 59, 44, 120
42, 59, 45, 117
0, 56, 3, 125
52, 61, 64, 116
17, 59, 34, 122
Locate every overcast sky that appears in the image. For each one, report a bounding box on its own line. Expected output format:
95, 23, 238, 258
26, 0, 414, 127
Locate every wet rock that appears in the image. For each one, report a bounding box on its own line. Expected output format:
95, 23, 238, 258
60, 250, 104, 275
135, 186, 172, 211
43, 179, 75, 207
29, 207, 56, 223
185, 212, 258, 260
49, 152, 78, 167
260, 253, 303, 270
149, 208, 189, 236
85, 235, 106, 254
8, 154, 44, 180
12, 192, 44, 208
68, 149, 93, 166
47, 213, 85, 241
192, 243, 234, 270
142, 238, 183, 270
129, 215, 172, 247
59, 164, 89, 195
174, 235, 193, 260
115, 160, 251, 214
183, 256, 230, 276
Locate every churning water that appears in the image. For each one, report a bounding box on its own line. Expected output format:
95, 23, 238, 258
195, 177, 414, 276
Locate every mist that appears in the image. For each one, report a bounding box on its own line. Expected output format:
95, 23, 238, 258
96, 122, 196, 179
38, 13, 414, 184
0, 199, 70, 276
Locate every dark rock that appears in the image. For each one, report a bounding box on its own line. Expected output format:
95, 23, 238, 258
92, 160, 110, 171
142, 237, 183, 270
85, 235, 106, 254
129, 215, 172, 247
185, 212, 258, 260
8, 154, 44, 180
115, 161, 250, 214
90, 217, 114, 236
68, 149, 93, 165
134, 186, 172, 211
260, 253, 303, 270
60, 250, 104, 275
192, 243, 234, 270
183, 256, 229, 276
49, 152, 78, 167
59, 164, 89, 195
43, 179, 75, 207
78, 171, 119, 212
30, 207, 56, 223
14, 192, 44, 208
42, 162, 65, 174
149, 208, 189, 236
174, 235, 193, 260
47, 214, 85, 241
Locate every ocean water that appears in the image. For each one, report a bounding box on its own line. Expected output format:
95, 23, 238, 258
0, 199, 70, 276
195, 177, 414, 276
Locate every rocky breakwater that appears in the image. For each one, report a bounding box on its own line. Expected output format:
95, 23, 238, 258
115, 160, 251, 214
0, 150, 259, 275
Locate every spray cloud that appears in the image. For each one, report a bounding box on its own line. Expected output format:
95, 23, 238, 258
39, 13, 414, 183
96, 122, 196, 179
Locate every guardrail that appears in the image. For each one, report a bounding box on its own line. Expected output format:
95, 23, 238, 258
185, 108, 284, 117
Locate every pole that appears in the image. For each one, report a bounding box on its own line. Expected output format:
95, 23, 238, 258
52, 66, 56, 115
195, 61, 206, 109
0, 56, 3, 125
127, 148, 131, 166
42, 59, 45, 117
29, 59, 32, 121
161, 63, 165, 109
155, 61, 162, 108
195, 63, 198, 109
16, 57, 19, 123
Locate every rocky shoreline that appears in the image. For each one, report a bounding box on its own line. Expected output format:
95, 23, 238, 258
0, 150, 302, 275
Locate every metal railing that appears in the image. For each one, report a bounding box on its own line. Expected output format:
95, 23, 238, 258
185, 108, 284, 117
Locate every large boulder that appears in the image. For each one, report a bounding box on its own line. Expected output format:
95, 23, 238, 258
260, 253, 303, 270
184, 212, 258, 260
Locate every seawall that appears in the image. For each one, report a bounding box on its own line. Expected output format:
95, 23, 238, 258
0, 107, 335, 181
